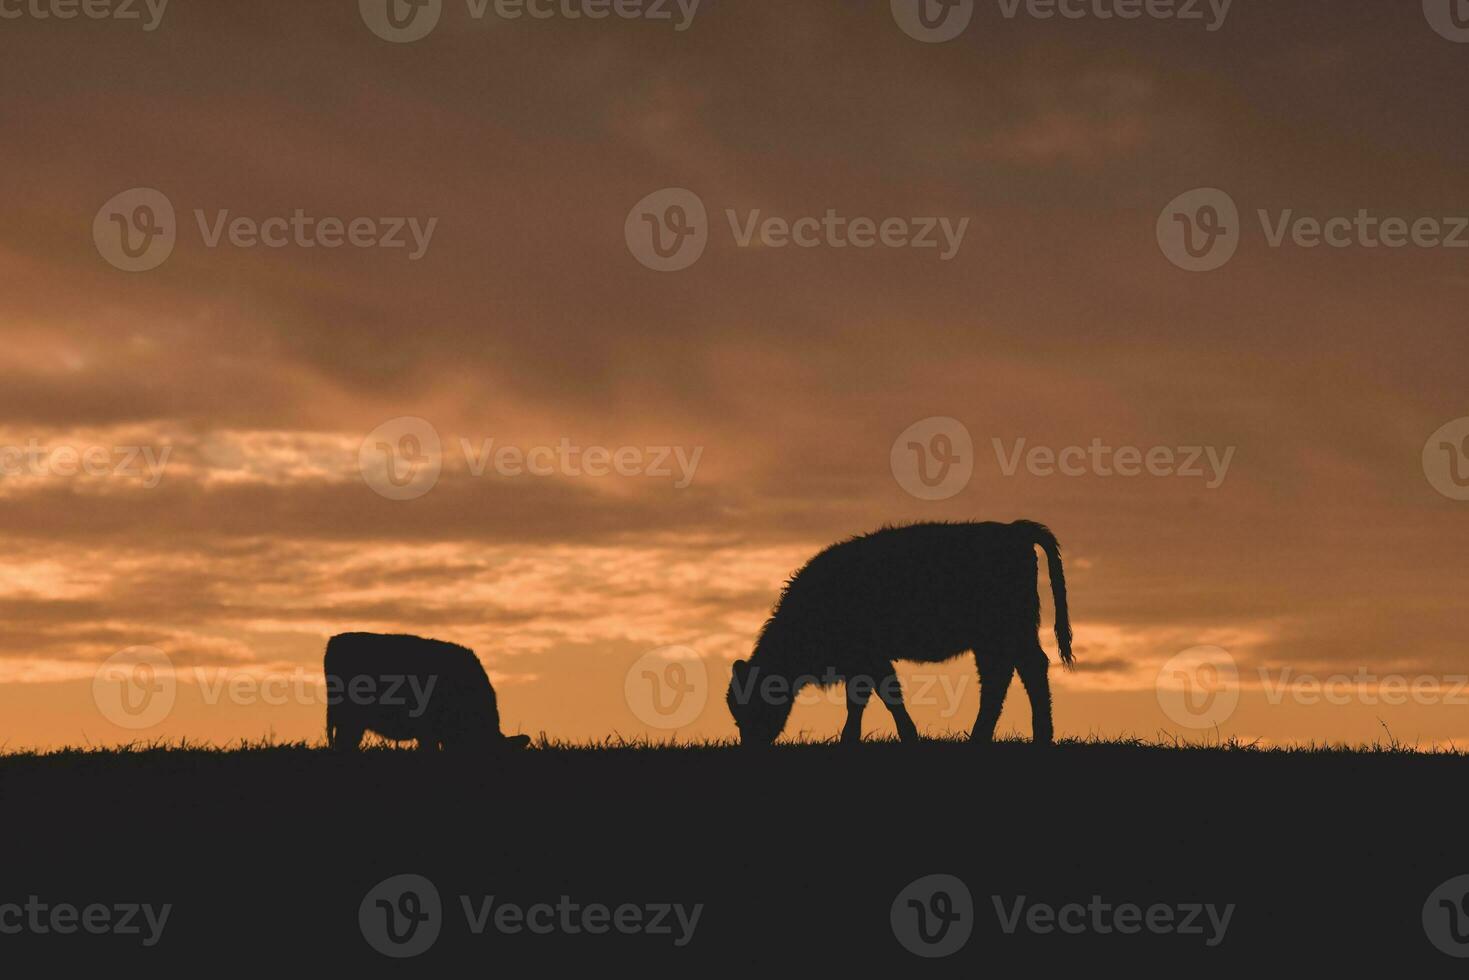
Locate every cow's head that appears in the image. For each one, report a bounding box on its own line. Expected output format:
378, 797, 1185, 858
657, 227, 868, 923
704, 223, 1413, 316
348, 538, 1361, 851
446, 725, 532, 753
476, 728, 531, 752
726, 659, 791, 747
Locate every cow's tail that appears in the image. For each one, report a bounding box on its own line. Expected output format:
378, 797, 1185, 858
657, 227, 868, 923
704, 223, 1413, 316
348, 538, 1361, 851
324, 634, 342, 748
1014, 521, 1074, 668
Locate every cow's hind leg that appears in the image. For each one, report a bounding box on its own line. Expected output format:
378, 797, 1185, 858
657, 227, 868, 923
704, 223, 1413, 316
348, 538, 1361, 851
971, 652, 1014, 745
326, 699, 363, 751
842, 676, 872, 746
876, 669, 921, 744
330, 725, 364, 752
1016, 644, 1054, 746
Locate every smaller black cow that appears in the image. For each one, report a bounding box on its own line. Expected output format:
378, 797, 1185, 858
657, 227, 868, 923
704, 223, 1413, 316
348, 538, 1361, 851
324, 632, 531, 752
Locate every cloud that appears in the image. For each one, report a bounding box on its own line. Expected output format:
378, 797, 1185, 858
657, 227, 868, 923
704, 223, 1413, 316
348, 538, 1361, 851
0, 0, 1464, 746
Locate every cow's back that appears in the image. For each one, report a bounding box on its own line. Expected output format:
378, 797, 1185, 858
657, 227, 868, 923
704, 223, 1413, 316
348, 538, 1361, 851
325, 632, 486, 684
766, 522, 1040, 658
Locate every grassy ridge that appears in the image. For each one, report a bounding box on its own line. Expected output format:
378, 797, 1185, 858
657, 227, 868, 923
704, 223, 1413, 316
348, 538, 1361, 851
3, 730, 1465, 759
5, 733, 1467, 971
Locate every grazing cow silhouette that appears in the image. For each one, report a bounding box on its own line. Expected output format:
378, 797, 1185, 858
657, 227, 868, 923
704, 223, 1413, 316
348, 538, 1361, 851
726, 520, 1073, 746
324, 633, 531, 752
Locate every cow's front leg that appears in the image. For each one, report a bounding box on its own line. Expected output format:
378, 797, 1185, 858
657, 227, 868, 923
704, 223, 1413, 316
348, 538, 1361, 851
842, 676, 872, 745
876, 669, 921, 744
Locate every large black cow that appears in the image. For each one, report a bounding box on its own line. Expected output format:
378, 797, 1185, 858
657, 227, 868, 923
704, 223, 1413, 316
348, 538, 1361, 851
324, 632, 531, 751
726, 520, 1073, 746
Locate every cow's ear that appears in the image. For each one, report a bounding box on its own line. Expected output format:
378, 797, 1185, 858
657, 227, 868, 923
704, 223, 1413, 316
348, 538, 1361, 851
731, 659, 750, 681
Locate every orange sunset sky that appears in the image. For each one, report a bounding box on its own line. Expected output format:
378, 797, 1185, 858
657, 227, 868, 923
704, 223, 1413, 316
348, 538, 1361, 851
1, 0, 1466, 750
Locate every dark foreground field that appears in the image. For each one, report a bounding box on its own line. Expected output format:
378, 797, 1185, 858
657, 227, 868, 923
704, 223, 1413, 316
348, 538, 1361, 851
2, 737, 1467, 971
